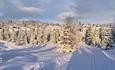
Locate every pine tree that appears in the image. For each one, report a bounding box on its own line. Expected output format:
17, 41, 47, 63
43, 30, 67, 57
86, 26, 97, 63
16, 28, 25, 45
3, 26, 10, 41
111, 21, 115, 44
85, 26, 93, 46
57, 17, 79, 53
50, 29, 60, 44
0, 27, 4, 40
10, 26, 18, 42
100, 25, 112, 49
92, 25, 101, 47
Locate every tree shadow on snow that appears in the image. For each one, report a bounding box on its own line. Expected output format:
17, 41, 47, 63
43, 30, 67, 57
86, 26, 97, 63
0, 42, 7, 49
40, 60, 56, 70
0, 45, 48, 63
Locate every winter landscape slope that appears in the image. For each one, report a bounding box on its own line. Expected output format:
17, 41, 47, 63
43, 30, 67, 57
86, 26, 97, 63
0, 43, 115, 70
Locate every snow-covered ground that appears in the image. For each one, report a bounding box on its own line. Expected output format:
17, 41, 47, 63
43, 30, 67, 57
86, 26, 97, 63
67, 46, 115, 70
0, 42, 115, 70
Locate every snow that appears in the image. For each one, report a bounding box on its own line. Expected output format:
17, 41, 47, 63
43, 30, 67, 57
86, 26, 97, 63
0, 43, 71, 70
102, 51, 115, 60
0, 42, 7, 50
0, 42, 115, 70
67, 47, 115, 70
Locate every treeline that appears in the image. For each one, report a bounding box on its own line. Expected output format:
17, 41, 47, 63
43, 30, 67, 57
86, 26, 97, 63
0, 21, 61, 46
84, 24, 115, 49
0, 19, 115, 52
58, 17, 115, 52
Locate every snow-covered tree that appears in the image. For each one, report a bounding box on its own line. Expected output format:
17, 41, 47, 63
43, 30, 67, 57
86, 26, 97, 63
99, 25, 113, 49
111, 19, 115, 44
57, 17, 80, 53
85, 25, 93, 46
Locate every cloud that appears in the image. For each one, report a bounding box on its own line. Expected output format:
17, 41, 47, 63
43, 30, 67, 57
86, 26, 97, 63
67, 0, 115, 24
18, 6, 43, 13
57, 0, 78, 19
0, 0, 44, 20
58, 11, 76, 19
0, 0, 114, 23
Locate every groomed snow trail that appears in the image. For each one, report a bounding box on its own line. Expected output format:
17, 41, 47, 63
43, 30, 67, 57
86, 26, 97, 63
66, 47, 115, 70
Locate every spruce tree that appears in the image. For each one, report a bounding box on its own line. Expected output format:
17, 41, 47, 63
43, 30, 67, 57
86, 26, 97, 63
85, 26, 93, 46
57, 17, 79, 53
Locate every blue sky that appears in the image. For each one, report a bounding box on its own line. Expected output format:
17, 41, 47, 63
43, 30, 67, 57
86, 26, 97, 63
0, 0, 115, 23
